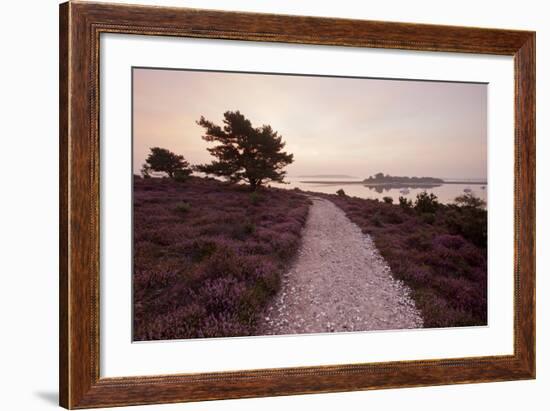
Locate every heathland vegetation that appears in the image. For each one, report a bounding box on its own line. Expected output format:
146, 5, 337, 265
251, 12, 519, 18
134, 110, 488, 339
134, 176, 310, 340
324, 191, 487, 327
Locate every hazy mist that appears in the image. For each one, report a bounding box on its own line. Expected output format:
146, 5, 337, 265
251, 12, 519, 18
133, 68, 487, 179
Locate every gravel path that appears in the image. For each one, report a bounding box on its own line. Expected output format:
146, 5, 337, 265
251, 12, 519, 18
258, 197, 423, 335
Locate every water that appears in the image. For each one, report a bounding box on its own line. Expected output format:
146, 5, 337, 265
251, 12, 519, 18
272, 177, 487, 205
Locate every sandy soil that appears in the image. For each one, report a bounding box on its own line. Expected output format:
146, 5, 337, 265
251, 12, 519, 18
258, 197, 423, 335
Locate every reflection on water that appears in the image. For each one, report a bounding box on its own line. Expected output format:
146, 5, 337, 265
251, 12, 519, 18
364, 183, 441, 193
272, 177, 487, 205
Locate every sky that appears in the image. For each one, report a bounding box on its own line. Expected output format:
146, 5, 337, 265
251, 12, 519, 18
133, 68, 487, 179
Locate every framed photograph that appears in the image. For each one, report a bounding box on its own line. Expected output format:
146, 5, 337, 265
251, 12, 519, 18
59, 1, 535, 408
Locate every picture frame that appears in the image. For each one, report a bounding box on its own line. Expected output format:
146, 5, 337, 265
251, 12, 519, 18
59, 1, 535, 409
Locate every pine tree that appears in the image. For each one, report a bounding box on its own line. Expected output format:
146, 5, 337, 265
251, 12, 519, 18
142, 147, 191, 178
195, 111, 294, 191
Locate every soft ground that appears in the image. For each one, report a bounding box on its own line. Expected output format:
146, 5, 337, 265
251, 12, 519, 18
258, 197, 423, 335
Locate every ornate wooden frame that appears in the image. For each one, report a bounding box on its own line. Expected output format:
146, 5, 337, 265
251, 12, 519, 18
59, 1, 535, 408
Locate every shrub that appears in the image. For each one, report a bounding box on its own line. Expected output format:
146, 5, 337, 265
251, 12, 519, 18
444, 208, 487, 248
195, 247, 243, 280
398, 196, 413, 210
454, 193, 486, 209
406, 232, 432, 251
231, 220, 256, 240
414, 191, 439, 213
382, 209, 403, 224
433, 234, 466, 250
174, 202, 191, 213
187, 238, 219, 262
143, 147, 192, 178
174, 169, 192, 182
336, 188, 346, 197
271, 232, 300, 261
243, 220, 256, 235
141, 164, 152, 178
382, 196, 393, 204
238, 265, 280, 325
371, 213, 383, 227
420, 212, 436, 225
249, 191, 262, 205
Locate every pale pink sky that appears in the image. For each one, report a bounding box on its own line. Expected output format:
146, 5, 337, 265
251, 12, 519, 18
133, 68, 487, 179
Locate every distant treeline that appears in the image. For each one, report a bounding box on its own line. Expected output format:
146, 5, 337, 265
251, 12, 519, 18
364, 173, 444, 184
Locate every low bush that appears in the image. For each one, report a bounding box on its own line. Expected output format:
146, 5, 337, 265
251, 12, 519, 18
371, 213, 383, 227
444, 197, 487, 248
420, 212, 436, 225
414, 191, 439, 214
454, 192, 486, 209
231, 220, 256, 240
382, 196, 393, 204
174, 201, 191, 213
381, 208, 403, 224
173, 169, 192, 182
398, 196, 413, 210
433, 234, 466, 250
406, 232, 432, 251
249, 191, 262, 205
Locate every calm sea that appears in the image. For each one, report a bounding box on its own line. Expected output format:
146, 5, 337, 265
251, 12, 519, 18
272, 177, 487, 205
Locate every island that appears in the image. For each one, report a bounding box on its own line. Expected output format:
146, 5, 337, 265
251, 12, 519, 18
300, 172, 486, 187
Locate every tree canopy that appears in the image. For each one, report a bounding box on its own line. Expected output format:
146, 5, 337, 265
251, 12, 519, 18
195, 111, 294, 190
142, 147, 191, 178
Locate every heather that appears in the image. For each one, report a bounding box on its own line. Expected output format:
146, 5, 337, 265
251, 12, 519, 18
320, 192, 487, 328
133, 176, 310, 340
